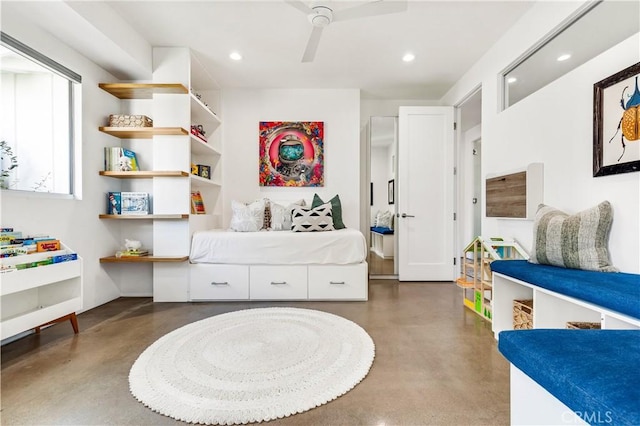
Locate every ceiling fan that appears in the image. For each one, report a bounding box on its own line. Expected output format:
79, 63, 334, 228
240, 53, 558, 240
285, 0, 408, 63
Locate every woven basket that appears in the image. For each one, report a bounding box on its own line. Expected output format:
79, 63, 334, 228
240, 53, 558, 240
567, 321, 601, 330
513, 299, 533, 329
108, 114, 153, 128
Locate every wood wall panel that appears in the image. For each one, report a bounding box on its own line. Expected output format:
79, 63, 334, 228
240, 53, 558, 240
486, 171, 527, 218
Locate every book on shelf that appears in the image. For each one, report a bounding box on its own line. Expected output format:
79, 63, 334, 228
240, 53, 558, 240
107, 192, 149, 215
191, 191, 206, 215
104, 147, 139, 171
119, 249, 149, 257
107, 192, 122, 215
121, 192, 150, 215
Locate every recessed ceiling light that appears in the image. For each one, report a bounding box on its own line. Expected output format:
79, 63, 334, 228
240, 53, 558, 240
507, 77, 517, 84
402, 53, 415, 63
557, 53, 571, 62
229, 51, 242, 61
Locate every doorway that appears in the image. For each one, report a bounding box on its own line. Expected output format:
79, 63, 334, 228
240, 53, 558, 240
368, 116, 397, 277
455, 87, 482, 264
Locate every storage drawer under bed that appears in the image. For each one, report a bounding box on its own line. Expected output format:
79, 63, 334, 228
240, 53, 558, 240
190, 264, 250, 300
308, 263, 368, 300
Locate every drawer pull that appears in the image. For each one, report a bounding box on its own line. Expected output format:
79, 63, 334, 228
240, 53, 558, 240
330, 281, 346, 285
210, 281, 229, 286
271, 281, 287, 285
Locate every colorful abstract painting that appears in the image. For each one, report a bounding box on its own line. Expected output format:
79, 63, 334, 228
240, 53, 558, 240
259, 121, 324, 187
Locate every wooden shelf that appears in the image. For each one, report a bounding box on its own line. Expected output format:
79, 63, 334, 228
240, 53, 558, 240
99, 214, 188, 220
99, 171, 188, 178
99, 255, 189, 263
99, 83, 188, 99
99, 127, 188, 139
455, 278, 475, 288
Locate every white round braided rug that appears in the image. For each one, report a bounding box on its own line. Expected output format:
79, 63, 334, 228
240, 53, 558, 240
129, 307, 375, 425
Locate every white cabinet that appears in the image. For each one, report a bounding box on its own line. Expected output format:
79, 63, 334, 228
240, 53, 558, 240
1, 244, 82, 340
190, 264, 249, 300
370, 231, 394, 259
188, 263, 368, 301
308, 263, 368, 300
250, 266, 308, 300
492, 272, 640, 339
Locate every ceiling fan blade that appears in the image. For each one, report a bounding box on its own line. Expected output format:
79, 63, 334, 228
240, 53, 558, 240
302, 26, 323, 63
284, 0, 314, 15
333, 0, 408, 22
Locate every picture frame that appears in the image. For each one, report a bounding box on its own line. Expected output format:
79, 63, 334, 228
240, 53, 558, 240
593, 62, 640, 177
388, 179, 394, 205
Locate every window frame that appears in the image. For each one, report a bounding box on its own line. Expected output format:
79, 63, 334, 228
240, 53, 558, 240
0, 31, 81, 196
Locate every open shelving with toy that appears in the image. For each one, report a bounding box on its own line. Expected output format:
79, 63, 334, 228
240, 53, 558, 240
97, 48, 223, 298
456, 236, 529, 322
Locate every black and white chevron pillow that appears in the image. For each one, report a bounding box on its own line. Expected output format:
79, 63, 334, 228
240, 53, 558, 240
291, 202, 335, 232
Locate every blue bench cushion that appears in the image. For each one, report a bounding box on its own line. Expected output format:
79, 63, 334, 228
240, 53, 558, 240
498, 329, 640, 426
491, 260, 640, 319
370, 226, 394, 235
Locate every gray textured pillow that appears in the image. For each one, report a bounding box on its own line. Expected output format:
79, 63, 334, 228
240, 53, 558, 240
529, 201, 617, 272
269, 199, 305, 231
291, 202, 335, 232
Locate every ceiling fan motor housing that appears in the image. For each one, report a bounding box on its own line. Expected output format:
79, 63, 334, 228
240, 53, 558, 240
308, 6, 333, 27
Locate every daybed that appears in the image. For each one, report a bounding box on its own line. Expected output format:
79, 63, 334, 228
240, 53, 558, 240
189, 193, 368, 302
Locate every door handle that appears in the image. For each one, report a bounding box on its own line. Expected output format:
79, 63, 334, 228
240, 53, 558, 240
401, 213, 415, 218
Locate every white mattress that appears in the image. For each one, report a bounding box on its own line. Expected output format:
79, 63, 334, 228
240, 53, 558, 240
189, 228, 367, 265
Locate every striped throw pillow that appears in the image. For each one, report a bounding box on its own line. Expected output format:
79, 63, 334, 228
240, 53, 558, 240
529, 201, 617, 272
291, 202, 335, 232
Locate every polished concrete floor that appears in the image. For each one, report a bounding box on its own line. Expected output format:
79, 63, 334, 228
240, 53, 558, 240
367, 251, 395, 276
1, 281, 510, 425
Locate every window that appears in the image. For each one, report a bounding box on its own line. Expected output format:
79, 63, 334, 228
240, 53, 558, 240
502, 1, 639, 110
0, 32, 81, 194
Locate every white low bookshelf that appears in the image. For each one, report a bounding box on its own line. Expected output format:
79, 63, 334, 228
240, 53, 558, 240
1, 243, 83, 341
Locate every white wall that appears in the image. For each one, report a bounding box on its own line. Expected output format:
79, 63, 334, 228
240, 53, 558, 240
442, 1, 640, 273
221, 89, 361, 229
0, 8, 129, 310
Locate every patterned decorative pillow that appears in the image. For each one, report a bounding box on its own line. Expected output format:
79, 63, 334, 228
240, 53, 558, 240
291, 202, 335, 232
270, 199, 306, 231
229, 199, 266, 232
262, 200, 272, 230
311, 194, 345, 229
529, 201, 617, 272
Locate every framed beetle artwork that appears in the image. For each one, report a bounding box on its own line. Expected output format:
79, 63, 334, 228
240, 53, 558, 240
593, 62, 640, 177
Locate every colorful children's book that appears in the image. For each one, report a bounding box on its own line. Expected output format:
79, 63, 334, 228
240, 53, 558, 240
121, 192, 149, 215
108, 192, 122, 215
104, 147, 140, 171
190, 191, 206, 214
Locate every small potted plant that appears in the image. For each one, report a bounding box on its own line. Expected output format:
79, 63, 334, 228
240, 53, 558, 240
0, 140, 18, 189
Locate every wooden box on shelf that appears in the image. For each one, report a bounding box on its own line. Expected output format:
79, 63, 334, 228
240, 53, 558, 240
513, 299, 534, 330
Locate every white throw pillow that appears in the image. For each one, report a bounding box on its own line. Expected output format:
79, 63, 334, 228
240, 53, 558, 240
229, 199, 265, 232
291, 202, 335, 232
270, 199, 306, 231
377, 211, 393, 229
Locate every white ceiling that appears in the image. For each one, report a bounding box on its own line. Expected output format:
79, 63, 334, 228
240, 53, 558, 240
98, 0, 535, 100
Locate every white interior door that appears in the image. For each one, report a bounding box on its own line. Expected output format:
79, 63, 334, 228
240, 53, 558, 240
398, 106, 454, 281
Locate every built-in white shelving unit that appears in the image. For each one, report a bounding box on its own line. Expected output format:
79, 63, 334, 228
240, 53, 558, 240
98, 48, 222, 300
